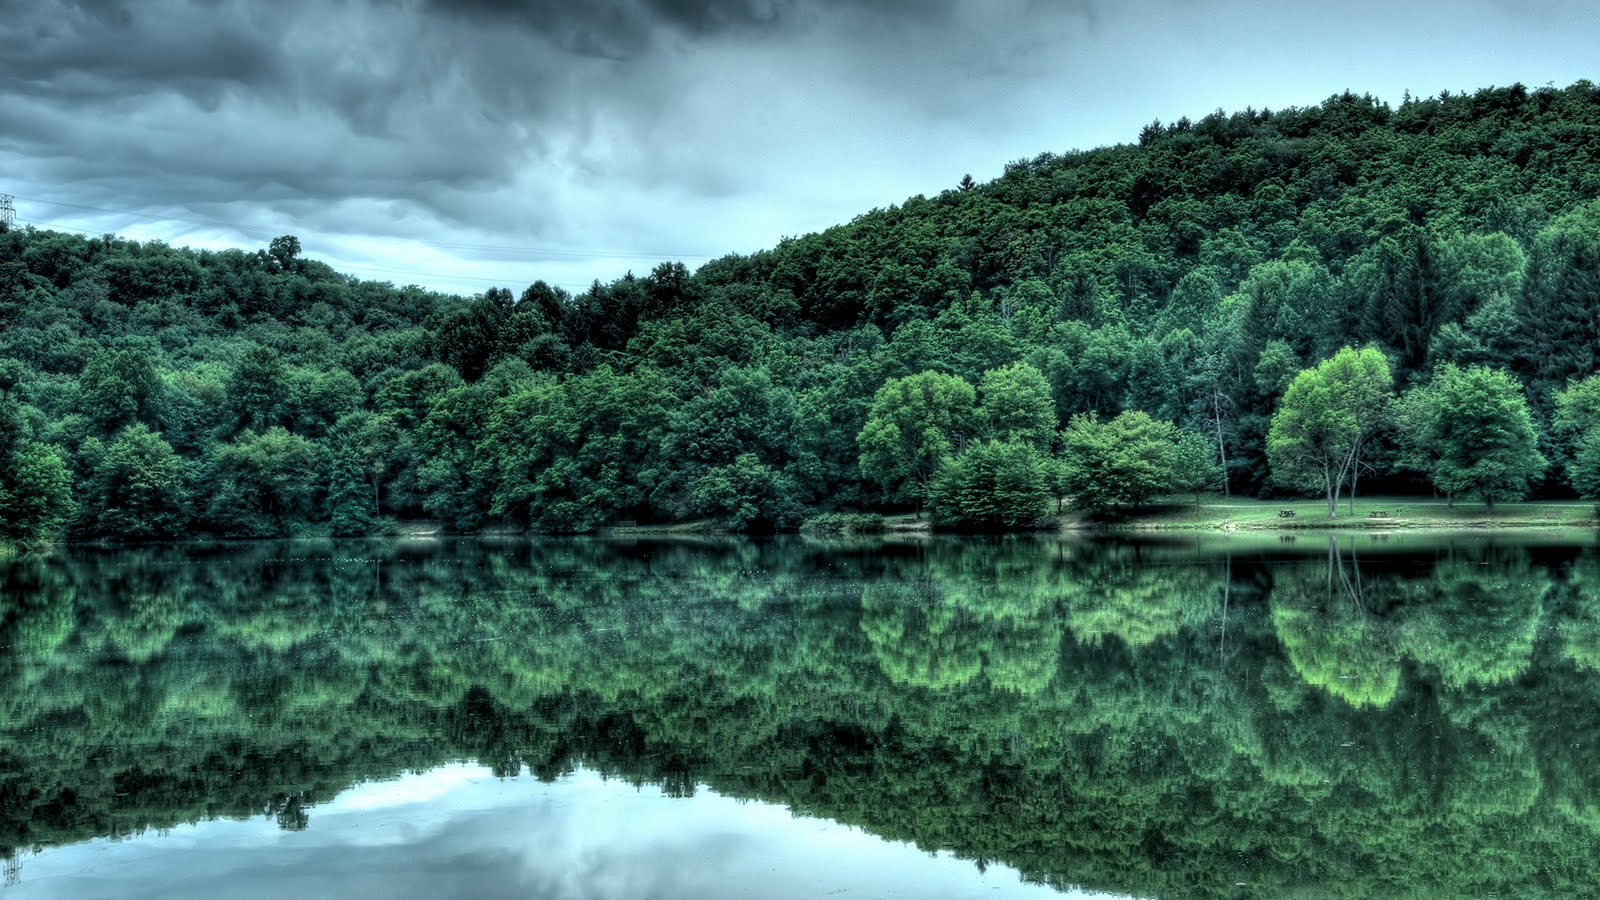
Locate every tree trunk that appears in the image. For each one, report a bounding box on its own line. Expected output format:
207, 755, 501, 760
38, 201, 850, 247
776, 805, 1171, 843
1212, 389, 1230, 499
1325, 466, 1338, 519
1348, 450, 1358, 517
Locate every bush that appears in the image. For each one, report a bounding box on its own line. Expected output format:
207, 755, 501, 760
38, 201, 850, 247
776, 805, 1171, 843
800, 513, 886, 535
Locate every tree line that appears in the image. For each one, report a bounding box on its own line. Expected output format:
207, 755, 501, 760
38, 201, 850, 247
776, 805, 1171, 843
3, 80, 1600, 540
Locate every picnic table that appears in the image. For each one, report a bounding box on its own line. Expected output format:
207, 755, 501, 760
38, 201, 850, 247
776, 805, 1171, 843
1278, 509, 1296, 518
1367, 510, 1390, 519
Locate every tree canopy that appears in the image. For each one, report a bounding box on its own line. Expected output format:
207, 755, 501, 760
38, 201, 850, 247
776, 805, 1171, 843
1400, 365, 1548, 507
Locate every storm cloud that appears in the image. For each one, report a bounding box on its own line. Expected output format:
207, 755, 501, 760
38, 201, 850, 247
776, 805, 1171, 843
1, 0, 1595, 293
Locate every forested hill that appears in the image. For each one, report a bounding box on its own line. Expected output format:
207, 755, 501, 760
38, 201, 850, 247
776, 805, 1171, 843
3, 81, 1600, 541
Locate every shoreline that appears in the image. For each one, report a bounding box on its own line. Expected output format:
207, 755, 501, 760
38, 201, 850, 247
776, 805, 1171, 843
8, 499, 1595, 549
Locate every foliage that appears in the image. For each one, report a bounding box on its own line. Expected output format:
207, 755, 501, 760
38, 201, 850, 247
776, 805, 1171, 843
1555, 374, 1600, 498
1059, 411, 1181, 514
857, 371, 977, 508
977, 362, 1056, 450
688, 453, 804, 533
0, 444, 75, 546
799, 512, 886, 535
928, 439, 1053, 530
204, 427, 328, 536
1171, 429, 1223, 508
0, 396, 76, 546
1399, 365, 1548, 506
1266, 347, 1393, 517
77, 423, 188, 539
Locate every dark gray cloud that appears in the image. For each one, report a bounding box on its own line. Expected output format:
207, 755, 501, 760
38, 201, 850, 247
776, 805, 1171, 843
0, 0, 1595, 293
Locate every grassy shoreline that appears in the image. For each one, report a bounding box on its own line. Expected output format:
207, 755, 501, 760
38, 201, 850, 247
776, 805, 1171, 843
598, 497, 1599, 538
1095, 495, 1598, 532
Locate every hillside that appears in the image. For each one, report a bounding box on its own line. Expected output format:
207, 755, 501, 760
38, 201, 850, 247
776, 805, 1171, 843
3, 81, 1600, 539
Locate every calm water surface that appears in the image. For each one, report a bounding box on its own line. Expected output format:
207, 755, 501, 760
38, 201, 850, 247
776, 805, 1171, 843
3, 533, 1599, 898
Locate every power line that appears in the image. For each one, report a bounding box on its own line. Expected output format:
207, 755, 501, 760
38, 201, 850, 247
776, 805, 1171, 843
11, 217, 599, 292
8, 195, 720, 261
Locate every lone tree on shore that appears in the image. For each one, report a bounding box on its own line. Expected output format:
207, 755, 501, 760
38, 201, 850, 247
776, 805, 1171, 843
1267, 347, 1394, 518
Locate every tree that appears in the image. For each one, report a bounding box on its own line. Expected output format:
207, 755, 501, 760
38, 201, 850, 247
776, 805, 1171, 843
1059, 411, 1179, 514
78, 345, 164, 433
928, 440, 1053, 530
978, 362, 1056, 450
858, 371, 978, 512
1553, 374, 1600, 487
266, 235, 301, 273
0, 444, 75, 546
79, 423, 188, 539
0, 395, 75, 546
1352, 228, 1451, 371
654, 367, 795, 517
434, 289, 513, 382
1171, 430, 1222, 510
326, 435, 378, 537
1266, 347, 1393, 518
1399, 365, 1547, 509
482, 366, 669, 532
688, 453, 804, 533
1570, 432, 1600, 501
205, 427, 327, 536
1517, 203, 1600, 393
227, 346, 288, 434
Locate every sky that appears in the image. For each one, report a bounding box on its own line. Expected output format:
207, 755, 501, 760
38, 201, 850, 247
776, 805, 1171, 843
8, 764, 1097, 899
2, 0, 1597, 297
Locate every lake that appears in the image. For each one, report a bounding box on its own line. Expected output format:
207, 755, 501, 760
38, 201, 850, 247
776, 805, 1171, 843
3, 532, 1599, 898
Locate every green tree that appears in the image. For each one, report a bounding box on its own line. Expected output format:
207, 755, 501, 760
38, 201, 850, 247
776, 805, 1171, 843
857, 371, 977, 512
1570, 433, 1600, 501
80, 423, 188, 539
1553, 375, 1600, 498
1171, 430, 1222, 510
482, 366, 668, 532
978, 362, 1056, 450
266, 235, 302, 272
688, 453, 804, 533
0, 395, 75, 546
78, 345, 164, 433
1517, 202, 1600, 393
0, 444, 75, 546
1400, 365, 1547, 509
433, 288, 513, 382
326, 435, 378, 537
226, 346, 287, 434
1059, 410, 1179, 514
205, 427, 327, 536
1266, 347, 1393, 518
928, 439, 1053, 530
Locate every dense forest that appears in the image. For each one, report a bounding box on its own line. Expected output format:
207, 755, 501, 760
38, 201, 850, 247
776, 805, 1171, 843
4, 81, 1600, 540
6, 536, 1600, 896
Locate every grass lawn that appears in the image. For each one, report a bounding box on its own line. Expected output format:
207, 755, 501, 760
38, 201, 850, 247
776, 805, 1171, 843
1115, 495, 1599, 530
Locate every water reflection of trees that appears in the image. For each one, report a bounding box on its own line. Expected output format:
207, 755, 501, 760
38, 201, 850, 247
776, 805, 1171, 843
3, 536, 1600, 897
